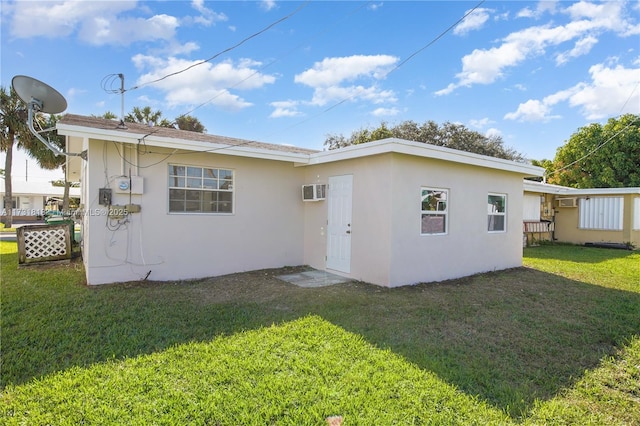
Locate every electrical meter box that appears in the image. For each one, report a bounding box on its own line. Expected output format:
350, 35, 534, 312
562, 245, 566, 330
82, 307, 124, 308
114, 176, 144, 194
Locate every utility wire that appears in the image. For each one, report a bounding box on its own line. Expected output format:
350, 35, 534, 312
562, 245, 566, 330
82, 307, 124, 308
110, 1, 488, 165
281, 0, 486, 126
127, 1, 310, 92
545, 80, 640, 178
175, 1, 372, 121
545, 115, 640, 178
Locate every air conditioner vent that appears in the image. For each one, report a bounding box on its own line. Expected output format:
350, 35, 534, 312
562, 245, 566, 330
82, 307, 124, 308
302, 184, 326, 201
556, 197, 577, 208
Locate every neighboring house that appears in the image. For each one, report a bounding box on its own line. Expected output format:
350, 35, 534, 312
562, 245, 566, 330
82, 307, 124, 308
0, 177, 80, 222
524, 180, 640, 248
58, 114, 543, 287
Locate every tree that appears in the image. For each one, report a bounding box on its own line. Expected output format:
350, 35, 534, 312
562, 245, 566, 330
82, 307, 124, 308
174, 115, 206, 133
528, 159, 554, 182
25, 114, 75, 210
125, 106, 172, 127
547, 114, 640, 188
123, 107, 206, 133
324, 120, 524, 161
0, 85, 41, 227
93, 111, 118, 120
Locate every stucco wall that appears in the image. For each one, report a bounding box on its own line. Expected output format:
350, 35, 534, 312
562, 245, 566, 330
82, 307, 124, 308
83, 139, 305, 285
302, 153, 527, 287
303, 154, 394, 286
387, 154, 525, 286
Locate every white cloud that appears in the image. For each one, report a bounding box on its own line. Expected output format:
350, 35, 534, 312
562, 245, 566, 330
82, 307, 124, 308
189, 0, 227, 26
66, 87, 86, 99
165, 41, 200, 56
269, 100, 302, 118
569, 63, 640, 119
132, 56, 276, 110
294, 55, 398, 106
555, 35, 598, 65
7, 1, 182, 46
368, 3, 383, 12
504, 99, 559, 122
504, 62, 640, 121
295, 55, 398, 87
469, 117, 494, 129
454, 8, 492, 36
485, 128, 503, 138
260, 0, 277, 12
517, 1, 558, 19
309, 85, 396, 107
438, 1, 637, 95
371, 107, 400, 117
81, 14, 179, 46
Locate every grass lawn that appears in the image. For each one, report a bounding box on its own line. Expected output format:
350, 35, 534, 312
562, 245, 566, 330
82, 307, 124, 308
1, 242, 638, 424
0, 223, 16, 232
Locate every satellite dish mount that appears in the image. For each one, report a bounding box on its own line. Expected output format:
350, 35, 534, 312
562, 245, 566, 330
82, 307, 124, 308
11, 75, 86, 159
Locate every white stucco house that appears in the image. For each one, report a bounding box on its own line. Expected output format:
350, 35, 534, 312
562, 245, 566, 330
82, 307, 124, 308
58, 114, 543, 287
1, 177, 80, 222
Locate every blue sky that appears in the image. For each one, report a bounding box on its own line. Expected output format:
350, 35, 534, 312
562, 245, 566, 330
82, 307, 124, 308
2, 0, 639, 181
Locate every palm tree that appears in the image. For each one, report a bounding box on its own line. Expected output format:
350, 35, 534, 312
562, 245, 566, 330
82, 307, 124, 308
25, 114, 72, 210
125, 106, 172, 127
0, 85, 41, 227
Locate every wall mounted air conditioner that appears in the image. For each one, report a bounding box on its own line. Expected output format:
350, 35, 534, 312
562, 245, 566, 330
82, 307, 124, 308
556, 197, 577, 208
302, 184, 326, 201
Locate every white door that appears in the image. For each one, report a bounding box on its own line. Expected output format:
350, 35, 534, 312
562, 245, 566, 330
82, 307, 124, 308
326, 175, 353, 273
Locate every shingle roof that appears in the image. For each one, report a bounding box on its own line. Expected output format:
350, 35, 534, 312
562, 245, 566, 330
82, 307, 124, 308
59, 114, 320, 155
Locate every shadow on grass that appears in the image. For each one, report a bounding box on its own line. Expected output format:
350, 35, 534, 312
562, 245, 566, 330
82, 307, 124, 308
2, 245, 639, 419
523, 243, 637, 263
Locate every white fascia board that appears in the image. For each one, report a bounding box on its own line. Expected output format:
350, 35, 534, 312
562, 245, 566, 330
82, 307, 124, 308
523, 180, 573, 194
564, 187, 640, 195
57, 123, 312, 163
305, 138, 544, 176
523, 180, 640, 195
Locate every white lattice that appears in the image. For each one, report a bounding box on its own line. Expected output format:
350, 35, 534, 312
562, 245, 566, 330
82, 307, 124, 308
23, 227, 68, 259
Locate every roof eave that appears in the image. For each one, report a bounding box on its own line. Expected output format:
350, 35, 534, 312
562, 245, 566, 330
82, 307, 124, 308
57, 122, 312, 163
305, 138, 544, 176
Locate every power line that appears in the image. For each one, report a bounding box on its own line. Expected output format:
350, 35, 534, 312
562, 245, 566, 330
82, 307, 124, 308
545, 79, 640, 178
127, 1, 310, 92
109, 1, 488, 165
276, 0, 486, 131
175, 1, 372, 121
545, 115, 640, 178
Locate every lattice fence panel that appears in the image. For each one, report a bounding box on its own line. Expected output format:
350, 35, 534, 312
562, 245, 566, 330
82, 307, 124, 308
17, 224, 72, 264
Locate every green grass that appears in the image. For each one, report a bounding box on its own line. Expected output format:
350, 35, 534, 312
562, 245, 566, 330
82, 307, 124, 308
0, 223, 16, 232
1, 316, 508, 425
1, 242, 638, 424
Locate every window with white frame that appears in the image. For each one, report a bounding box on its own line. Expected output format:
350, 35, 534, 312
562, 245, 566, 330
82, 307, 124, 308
488, 193, 506, 232
168, 165, 233, 213
421, 187, 448, 235
634, 198, 640, 230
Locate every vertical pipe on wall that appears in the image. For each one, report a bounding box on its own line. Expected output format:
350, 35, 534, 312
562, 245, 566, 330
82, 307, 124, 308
120, 143, 125, 176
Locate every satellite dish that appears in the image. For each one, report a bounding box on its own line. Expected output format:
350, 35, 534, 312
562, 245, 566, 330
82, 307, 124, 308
9, 75, 84, 159
11, 75, 67, 114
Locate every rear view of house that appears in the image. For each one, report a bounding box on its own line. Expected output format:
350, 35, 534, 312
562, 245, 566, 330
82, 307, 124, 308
58, 115, 543, 287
